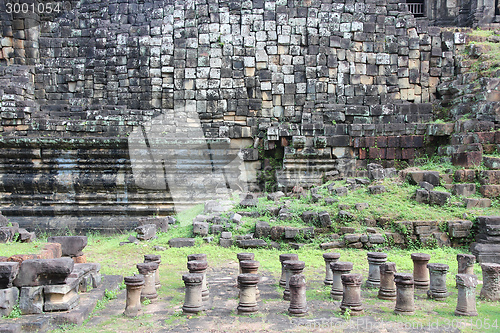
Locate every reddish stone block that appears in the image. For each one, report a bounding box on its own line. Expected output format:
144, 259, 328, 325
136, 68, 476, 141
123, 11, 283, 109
386, 148, 396, 160
454, 169, 476, 183
476, 132, 495, 144
38, 243, 62, 259
73, 254, 87, 264
451, 151, 483, 168
7, 254, 37, 263
395, 148, 403, 159
376, 136, 388, 148
281, 137, 289, 147
402, 148, 415, 160
483, 144, 497, 154
369, 147, 386, 159
495, 132, 500, 143
387, 136, 400, 147
358, 148, 367, 159
365, 137, 377, 148
479, 185, 500, 198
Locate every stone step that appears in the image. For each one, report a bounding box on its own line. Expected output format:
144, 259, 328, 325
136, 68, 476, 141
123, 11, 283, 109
484, 156, 500, 170
464, 198, 492, 208
479, 185, 500, 198
478, 170, 500, 184
452, 183, 476, 197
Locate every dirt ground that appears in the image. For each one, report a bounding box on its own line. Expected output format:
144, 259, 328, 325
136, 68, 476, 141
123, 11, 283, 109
83, 261, 465, 333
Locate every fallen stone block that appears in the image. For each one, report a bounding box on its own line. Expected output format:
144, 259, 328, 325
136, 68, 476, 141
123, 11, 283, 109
344, 234, 361, 244
429, 191, 451, 206
44, 278, 80, 312
452, 184, 476, 197
415, 189, 429, 203
0, 287, 19, 317
254, 221, 271, 238
464, 198, 492, 208
138, 217, 173, 232
0, 227, 16, 243
355, 203, 369, 211
407, 171, 440, 186
47, 236, 88, 257
0, 262, 19, 289
320, 241, 345, 250
168, 238, 195, 248
335, 186, 348, 196
135, 224, 157, 241
0, 323, 21, 332
219, 238, 233, 248
239, 194, 258, 207
270, 226, 286, 240
19, 286, 44, 314
267, 191, 285, 201
14, 257, 74, 287
192, 222, 209, 236
318, 211, 331, 227
419, 181, 434, 191
368, 185, 386, 194
17, 228, 36, 243
301, 211, 318, 224
235, 239, 268, 249
368, 234, 386, 244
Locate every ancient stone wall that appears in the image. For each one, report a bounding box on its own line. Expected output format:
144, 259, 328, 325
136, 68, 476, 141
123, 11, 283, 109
0, 0, 497, 231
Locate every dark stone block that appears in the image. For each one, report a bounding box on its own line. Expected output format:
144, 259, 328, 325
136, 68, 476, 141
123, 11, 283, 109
14, 258, 74, 287
47, 236, 88, 257
168, 238, 195, 248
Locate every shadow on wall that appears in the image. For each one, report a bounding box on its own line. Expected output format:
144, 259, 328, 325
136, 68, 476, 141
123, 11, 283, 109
128, 106, 251, 214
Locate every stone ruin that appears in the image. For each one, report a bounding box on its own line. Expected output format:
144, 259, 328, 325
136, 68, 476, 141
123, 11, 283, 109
0, 0, 498, 234
0, 236, 110, 332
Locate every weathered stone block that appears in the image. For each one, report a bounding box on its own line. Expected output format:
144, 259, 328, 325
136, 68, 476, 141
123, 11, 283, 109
320, 241, 344, 250
235, 239, 267, 249
267, 191, 285, 201
0, 262, 19, 289
369, 234, 386, 244
344, 234, 361, 244
464, 198, 492, 208
19, 286, 44, 314
17, 228, 36, 243
368, 185, 386, 194
301, 211, 318, 224
135, 224, 157, 241
0, 287, 19, 317
169, 238, 195, 248
318, 211, 331, 227
478, 171, 500, 185
483, 156, 500, 169
408, 171, 440, 186
193, 222, 209, 236
254, 221, 271, 238
43, 279, 79, 312
47, 236, 88, 257
0, 227, 16, 243
448, 220, 473, 238
14, 258, 74, 287
452, 184, 476, 197
429, 191, 451, 206
219, 238, 233, 248
480, 185, 500, 198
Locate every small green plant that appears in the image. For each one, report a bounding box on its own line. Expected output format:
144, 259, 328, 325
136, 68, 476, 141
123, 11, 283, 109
104, 289, 118, 300
341, 307, 351, 321
142, 298, 151, 306
3, 304, 21, 319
